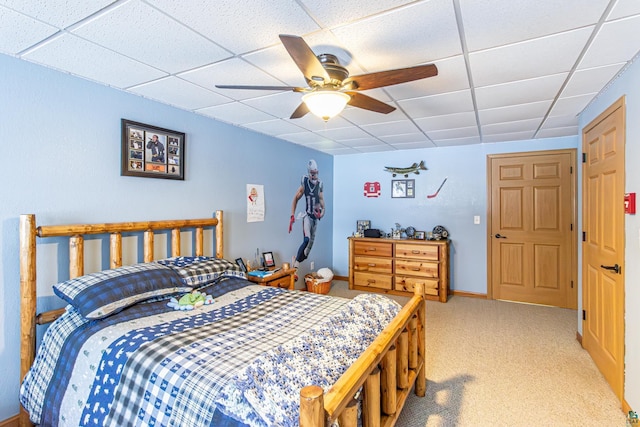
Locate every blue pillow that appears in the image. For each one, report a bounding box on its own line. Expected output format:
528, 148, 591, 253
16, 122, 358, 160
157, 256, 246, 287
53, 263, 189, 319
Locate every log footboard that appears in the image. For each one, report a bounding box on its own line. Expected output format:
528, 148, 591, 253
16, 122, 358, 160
300, 283, 426, 427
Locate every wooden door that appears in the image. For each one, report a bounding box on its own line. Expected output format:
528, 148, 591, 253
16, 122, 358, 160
488, 150, 576, 309
582, 97, 625, 402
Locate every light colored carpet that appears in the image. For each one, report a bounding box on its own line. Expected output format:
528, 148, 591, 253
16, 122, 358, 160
327, 281, 627, 427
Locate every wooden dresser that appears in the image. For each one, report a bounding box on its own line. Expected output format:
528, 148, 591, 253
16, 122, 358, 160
348, 237, 450, 302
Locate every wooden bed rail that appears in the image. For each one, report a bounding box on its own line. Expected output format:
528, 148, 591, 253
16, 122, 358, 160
19, 212, 224, 427
300, 283, 426, 427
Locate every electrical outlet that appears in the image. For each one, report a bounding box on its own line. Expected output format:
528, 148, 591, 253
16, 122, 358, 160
474, 215, 481, 224
310, 261, 315, 270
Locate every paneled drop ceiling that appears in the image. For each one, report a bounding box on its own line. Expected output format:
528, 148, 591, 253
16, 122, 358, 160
2, 0, 640, 155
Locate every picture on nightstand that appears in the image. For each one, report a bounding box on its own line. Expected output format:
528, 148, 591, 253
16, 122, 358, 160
262, 251, 275, 268
235, 258, 247, 273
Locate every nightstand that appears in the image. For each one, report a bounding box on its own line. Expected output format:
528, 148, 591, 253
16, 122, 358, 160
247, 267, 296, 290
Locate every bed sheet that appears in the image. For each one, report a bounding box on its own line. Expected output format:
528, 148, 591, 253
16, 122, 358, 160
20, 277, 401, 427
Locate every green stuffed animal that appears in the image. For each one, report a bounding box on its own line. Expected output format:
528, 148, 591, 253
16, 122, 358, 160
168, 290, 213, 311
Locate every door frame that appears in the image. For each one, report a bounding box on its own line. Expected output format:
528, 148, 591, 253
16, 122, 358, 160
486, 149, 578, 308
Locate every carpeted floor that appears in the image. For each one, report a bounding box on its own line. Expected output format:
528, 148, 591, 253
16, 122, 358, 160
327, 281, 627, 427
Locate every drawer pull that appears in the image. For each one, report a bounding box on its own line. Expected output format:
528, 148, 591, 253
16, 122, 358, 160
412, 250, 421, 254
411, 267, 421, 271
367, 263, 376, 267
367, 279, 376, 284
366, 247, 376, 251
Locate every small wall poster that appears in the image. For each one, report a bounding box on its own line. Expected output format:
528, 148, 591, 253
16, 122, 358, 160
247, 184, 265, 222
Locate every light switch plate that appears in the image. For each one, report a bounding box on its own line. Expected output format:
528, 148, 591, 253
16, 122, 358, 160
474, 215, 481, 224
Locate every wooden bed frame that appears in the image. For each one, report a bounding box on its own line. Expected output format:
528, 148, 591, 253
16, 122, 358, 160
19, 210, 426, 427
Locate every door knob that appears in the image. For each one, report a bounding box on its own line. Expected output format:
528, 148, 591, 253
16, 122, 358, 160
600, 264, 620, 274
494, 233, 507, 239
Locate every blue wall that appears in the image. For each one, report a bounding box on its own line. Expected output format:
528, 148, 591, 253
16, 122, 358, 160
0, 53, 332, 419
579, 57, 640, 414
332, 137, 578, 294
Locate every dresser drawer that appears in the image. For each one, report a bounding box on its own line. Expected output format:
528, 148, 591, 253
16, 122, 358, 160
395, 243, 439, 260
354, 272, 393, 290
353, 256, 393, 273
354, 241, 393, 257
395, 276, 439, 296
395, 259, 438, 277
268, 275, 293, 289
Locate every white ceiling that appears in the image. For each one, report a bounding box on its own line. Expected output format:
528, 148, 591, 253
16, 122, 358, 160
2, 0, 640, 155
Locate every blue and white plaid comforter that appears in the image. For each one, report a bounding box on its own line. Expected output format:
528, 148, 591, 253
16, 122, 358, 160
20, 277, 401, 427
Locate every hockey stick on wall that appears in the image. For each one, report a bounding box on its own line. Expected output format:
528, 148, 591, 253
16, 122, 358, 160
427, 177, 447, 199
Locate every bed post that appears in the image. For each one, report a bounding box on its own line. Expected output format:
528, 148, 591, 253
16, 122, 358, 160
300, 385, 324, 426
215, 210, 223, 258
19, 214, 37, 427
415, 282, 426, 396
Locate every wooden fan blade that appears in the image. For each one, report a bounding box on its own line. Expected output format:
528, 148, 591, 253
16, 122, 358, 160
215, 84, 305, 92
344, 64, 438, 91
289, 102, 310, 119
346, 92, 396, 114
279, 34, 330, 84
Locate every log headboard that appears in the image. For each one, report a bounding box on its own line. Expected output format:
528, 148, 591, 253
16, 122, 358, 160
19, 210, 224, 409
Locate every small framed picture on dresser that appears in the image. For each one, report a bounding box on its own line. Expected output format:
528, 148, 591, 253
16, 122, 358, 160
414, 231, 426, 240
262, 251, 275, 268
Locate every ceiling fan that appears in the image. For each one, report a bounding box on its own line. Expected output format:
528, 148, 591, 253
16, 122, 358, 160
215, 34, 438, 121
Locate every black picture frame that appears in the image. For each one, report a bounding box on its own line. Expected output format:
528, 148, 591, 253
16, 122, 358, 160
391, 179, 415, 198
414, 231, 426, 240
262, 251, 275, 268
121, 119, 185, 180
356, 220, 371, 232
235, 257, 247, 273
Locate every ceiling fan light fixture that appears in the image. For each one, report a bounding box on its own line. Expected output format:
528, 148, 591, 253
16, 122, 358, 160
302, 91, 350, 121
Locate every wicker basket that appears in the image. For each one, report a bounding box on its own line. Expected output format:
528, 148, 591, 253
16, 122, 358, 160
304, 273, 332, 294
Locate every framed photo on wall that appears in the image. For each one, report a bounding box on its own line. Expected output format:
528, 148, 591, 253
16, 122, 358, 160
391, 179, 415, 198
121, 119, 185, 180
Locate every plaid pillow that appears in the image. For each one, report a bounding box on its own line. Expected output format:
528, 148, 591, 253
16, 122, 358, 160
157, 256, 246, 287
53, 263, 189, 319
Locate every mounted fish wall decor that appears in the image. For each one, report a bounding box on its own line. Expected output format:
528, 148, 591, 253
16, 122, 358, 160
384, 160, 427, 177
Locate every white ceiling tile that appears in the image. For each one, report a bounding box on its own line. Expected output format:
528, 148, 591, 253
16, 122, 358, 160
180, 58, 289, 100
398, 90, 474, 118
483, 130, 536, 143
332, 0, 461, 71
384, 55, 470, 100
196, 102, 276, 124
361, 120, 419, 137
286, 114, 353, 131
414, 111, 478, 132
434, 136, 482, 147
351, 144, 397, 153
321, 147, 362, 155
315, 126, 371, 140
241, 92, 305, 119
22, 33, 167, 88
379, 133, 430, 144
460, 0, 609, 52
482, 118, 542, 136
428, 126, 479, 140
389, 141, 437, 150
243, 44, 309, 87
607, 0, 640, 20
579, 14, 640, 69
536, 126, 579, 139
303, 140, 351, 150
300, 0, 414, 28
243, 119, 306, 135
549, 93, 596, 117
129, 77, 231, 110
0, 5, 58, 54
541, 114, 579, 129
0, 0, 115, 28
475, 73, 567, 110
469, 27, 593, 87
478, 100, 552, 126
279, 132, 332, 144
147, 0, 320, 54
339, 107, 406, 125
337, 137, 386, 148
72, 0, 230, 73
563, 63, 624, 97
